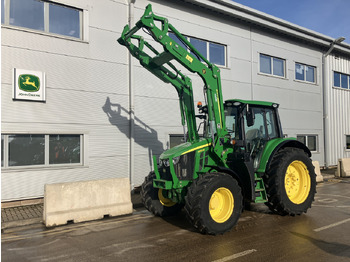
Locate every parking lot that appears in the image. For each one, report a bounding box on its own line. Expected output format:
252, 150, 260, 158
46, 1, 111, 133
2, 178, 350, 262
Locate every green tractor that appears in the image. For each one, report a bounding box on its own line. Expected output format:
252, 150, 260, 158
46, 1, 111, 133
118, 5, 316, 235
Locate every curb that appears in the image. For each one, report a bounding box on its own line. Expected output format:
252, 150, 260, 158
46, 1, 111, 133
2, 201, 144, 231
2, 217, 43, 230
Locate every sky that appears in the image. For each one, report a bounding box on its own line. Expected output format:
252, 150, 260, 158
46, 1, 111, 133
232, 0, 350, 44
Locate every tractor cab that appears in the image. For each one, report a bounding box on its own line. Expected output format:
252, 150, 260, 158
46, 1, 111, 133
224, 99, 283, 169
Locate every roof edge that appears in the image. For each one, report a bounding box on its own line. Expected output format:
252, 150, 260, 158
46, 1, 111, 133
182, 0, 350, 54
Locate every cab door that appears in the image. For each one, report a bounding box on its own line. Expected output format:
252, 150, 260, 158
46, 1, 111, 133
243, 106, 280, 169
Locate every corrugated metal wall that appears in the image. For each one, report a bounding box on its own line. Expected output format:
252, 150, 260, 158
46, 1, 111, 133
326, 55, 350, 165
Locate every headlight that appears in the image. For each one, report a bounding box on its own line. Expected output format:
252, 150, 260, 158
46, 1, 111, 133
172, 156, 180, 165
158, 158, 163, 167
163, 159, 170, 167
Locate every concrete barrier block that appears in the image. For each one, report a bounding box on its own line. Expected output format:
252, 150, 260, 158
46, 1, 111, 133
312, 161, 323, 183
339, 158, 350, 177
43, 178, 133, 227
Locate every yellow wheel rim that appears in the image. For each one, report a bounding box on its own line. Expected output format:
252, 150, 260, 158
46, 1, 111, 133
158, 189, 176, 207
209, 187, 234, 223
284, 160, 311, 204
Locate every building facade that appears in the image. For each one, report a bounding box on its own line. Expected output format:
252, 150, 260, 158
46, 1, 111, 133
1, 0, 350, 201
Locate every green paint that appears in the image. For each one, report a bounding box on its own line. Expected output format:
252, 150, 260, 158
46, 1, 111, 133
118, 5, 305, 206
256, 138, 296, 173
18, 74, 40, 92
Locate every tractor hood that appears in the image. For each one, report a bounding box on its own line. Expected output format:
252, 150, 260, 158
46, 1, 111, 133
160, 138, 212, 160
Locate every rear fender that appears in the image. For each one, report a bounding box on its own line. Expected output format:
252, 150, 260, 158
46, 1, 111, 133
257, 138, 311, 174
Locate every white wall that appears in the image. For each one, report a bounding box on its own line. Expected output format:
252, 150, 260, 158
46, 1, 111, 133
1, 0, 131, 201
1, 0, 332, 200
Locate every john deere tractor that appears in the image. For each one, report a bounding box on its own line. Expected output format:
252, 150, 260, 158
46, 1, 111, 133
118, 5, 316, 235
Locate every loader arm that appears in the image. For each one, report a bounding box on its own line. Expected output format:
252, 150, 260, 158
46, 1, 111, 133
118, 4, 229, 158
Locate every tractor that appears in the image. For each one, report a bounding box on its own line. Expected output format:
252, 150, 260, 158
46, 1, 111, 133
118, 4, 316, 235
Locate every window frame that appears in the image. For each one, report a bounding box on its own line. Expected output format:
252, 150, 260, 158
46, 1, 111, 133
295, 62, 316, 84
1, 0, 86, 41
333, 71, 350, 90
346, 135, 350, 151
259, 53, 286, 78
297, 134, 318, 153
168, 32, 227, 67
1, 133, 85, 169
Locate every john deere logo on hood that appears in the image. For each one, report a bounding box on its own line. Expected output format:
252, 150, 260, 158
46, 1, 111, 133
18, 74, 40, 92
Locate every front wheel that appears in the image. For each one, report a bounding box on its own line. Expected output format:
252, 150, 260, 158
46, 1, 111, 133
141, 172, 183, 216
184, 173, 243, 235
264, 148, 316, 215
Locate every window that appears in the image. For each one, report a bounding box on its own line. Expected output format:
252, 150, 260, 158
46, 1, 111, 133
1, 0, 5, 24
243, 107, 279, 141
297, 135, 318, 152
346, 135, 350, 150
1, 135, 4, 167
334, 71, 350, 90
265, 109, 279, 139
49, 2, 81, 38
190, 38, 207, 61
169, 33, 227, 66
295, 63, 316, 83
1, 134, 83, 168
49, 135, 81, 164
244, 108, 267, 139
1, 0, 82, 39
260, 54, 285, 77
209, 42, 225, 66
9, 134, 45, 166
169, 134, 186, 148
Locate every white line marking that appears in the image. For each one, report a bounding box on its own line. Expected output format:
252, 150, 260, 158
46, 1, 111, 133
212, 249, 257, 262
313, 204, 350, 208
114, 244, 154, 256
7, 239, 60, 251
314, 218, 350, 232
316, 193, 350, 199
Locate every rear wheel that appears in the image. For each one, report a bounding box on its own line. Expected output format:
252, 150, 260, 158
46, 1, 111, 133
264, 148, 316, 215
185, 173, 243, 235
141, 172, 183, 216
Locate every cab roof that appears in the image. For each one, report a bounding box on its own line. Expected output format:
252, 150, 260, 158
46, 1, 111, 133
225, 99, 278, 107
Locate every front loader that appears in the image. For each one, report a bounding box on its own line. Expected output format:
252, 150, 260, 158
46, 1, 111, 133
118, 4, 316, 235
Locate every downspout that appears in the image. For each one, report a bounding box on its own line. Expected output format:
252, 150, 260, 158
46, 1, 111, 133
322, 37, 345, 168
128, 0, 136, 189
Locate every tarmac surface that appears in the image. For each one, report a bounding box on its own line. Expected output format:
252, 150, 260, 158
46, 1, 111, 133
2, 175, 350, 262
1, 170, 335, 230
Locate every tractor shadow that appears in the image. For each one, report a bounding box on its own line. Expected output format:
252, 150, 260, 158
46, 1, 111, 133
102, 97, 164, 169
290, 232, 350, 259
161, 203, 274, 234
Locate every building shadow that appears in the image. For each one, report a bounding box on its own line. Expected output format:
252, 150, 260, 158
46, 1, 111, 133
102, 97, 165, 169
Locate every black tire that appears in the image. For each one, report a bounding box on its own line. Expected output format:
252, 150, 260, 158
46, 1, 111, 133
184, 173, 243, 235
264, 148, 316, 216
141, 172, 183, 217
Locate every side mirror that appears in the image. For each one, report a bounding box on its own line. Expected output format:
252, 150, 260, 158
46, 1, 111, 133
246, 107, 255, 127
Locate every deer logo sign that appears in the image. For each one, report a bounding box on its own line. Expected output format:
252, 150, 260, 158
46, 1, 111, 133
18, 74, 40, 92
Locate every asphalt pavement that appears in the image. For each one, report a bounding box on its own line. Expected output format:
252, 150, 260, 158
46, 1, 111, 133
2, 175, 349, 262
1, 170, 336, 230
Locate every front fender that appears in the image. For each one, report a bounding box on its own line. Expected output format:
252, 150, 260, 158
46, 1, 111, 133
256, 138, 311, 174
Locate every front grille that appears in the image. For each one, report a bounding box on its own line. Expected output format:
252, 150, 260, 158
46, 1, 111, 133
174, 151, 195, 180
158, 165, 172, 181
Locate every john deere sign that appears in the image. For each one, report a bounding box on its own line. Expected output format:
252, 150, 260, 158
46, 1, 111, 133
13, 69, 45, 101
